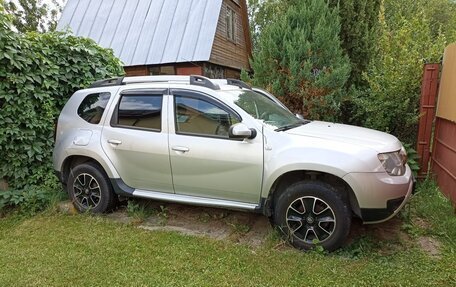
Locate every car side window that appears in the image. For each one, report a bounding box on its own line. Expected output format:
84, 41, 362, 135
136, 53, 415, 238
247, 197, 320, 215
113, 93, 163, 131
174, 94, 240, 138
77, 92, 111, 124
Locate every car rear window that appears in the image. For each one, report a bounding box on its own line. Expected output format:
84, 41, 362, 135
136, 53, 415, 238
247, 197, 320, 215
77, 92, 111, 124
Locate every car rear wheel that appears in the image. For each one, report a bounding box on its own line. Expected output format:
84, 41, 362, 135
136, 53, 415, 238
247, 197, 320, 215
273, 180, 351, 251
67, 163, 117, 213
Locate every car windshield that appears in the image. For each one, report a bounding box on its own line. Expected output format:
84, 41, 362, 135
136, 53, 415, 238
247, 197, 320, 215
227, 90, 306, 131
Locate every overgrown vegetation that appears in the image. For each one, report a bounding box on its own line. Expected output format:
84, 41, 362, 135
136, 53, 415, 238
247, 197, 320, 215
0, 185, 63, 216
327, 0, 381, 88
0, 3, 124, 194
412, 180, 456, 244
248, 0, 456, 147
0, 180, 454, 286
354, 0, 446, 144
247, 0, 351, 120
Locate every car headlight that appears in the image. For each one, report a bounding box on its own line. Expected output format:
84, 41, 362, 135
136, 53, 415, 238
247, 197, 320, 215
378, 148, 407, 176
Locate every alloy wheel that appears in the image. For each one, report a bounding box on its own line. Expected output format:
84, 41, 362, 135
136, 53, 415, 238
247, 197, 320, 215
73, 173, 102, 209
286, 196, 336, 243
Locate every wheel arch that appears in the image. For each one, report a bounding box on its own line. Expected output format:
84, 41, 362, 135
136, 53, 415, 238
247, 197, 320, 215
263, 170, 361, 219
61, 155, 109, 186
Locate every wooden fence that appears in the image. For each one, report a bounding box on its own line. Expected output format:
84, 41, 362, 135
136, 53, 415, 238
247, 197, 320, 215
431, 43, 456, 206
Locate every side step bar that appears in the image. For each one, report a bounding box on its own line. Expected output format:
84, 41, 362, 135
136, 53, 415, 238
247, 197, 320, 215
133, 190, 258, 211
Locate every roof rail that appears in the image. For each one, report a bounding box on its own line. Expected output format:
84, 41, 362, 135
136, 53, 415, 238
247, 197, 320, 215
89, 75, 221, 90
226, 78, 251, 89
89, 77, 124, 88
122, 75, 189, 85
190, 75, 220, 90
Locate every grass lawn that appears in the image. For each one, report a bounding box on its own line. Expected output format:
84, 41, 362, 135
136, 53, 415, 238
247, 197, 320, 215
0, 181, 455, 287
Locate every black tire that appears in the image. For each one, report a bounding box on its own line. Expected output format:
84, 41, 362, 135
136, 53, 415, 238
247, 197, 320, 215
273, 180, 351, 252
67, 162, 117, 213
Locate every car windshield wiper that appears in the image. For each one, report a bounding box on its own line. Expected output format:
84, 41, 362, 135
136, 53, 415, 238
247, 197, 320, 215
275, 120, 309, 132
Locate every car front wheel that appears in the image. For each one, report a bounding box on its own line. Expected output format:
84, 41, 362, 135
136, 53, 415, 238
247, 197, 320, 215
273, 180, 351, 251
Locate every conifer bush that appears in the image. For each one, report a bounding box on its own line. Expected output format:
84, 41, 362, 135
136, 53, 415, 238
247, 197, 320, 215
249, 0, 350, 121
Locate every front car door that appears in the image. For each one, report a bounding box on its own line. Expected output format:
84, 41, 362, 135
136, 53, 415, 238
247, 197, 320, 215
101, 88, 173, 193
168, 89, 263, 203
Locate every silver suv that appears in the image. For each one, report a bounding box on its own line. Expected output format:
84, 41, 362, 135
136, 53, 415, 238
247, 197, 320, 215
53, 75, 414, 251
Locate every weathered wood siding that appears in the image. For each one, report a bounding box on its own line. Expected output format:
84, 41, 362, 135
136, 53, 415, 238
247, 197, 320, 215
209, 0, 251, 71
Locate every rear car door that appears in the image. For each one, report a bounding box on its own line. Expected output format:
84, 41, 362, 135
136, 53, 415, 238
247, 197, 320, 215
101, 88, 173, 193
168, 89, 263, 203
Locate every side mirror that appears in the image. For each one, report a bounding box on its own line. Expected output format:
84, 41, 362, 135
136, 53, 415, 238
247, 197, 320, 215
229, 123, 257, 139
296, 114, 304, 120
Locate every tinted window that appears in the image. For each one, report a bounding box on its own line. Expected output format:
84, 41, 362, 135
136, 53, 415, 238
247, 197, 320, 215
175, 96, 239, 138
77, 92, 111, 124
116, 94, 162, 131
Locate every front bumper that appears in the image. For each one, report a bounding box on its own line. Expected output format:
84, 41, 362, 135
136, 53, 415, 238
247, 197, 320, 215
343, 165, 414, 223
360, 179, 413, 223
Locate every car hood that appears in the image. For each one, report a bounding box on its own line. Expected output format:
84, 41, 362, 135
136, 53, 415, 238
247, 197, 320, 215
285, 121, 402, 153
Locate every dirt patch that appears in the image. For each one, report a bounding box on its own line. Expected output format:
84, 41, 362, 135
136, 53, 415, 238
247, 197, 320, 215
57, 201, 78, 215
58, 200, 420, 251
418, 236, 442, 257
348, 217, 408, 242
114, 201, 272, 247
345, 217, 414, 254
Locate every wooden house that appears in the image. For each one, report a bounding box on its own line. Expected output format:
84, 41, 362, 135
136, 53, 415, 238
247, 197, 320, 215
57, 0, 252, 78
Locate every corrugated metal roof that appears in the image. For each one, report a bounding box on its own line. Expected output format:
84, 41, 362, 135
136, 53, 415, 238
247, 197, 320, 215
57, 0, 223, 66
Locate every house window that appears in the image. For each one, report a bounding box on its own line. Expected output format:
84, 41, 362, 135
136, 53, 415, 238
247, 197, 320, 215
226, 6, 236, 42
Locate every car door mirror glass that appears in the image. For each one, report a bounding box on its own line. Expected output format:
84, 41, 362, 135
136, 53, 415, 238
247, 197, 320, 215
229, 123, 256, 139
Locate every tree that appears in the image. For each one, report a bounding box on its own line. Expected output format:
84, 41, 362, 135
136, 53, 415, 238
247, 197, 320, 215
4, 0, 63, 33
328, 0, 380, 87
248, 0, 288, 51
383, 0, 456, 42
355, 0, 446, 144
248, 0, 380, 87
249, 0, 350, 120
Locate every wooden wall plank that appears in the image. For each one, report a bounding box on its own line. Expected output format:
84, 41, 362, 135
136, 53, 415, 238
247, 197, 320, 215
209, 0, 250, 71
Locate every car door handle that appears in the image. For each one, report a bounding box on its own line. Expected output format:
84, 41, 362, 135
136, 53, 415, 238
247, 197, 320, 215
107, 139, 122, 145
172, 146, 190, 153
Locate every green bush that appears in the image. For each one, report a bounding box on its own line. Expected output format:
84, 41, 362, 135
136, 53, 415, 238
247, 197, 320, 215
0, 186, 61, 215
0, 4, 124, 190
249, 0, 350, 121
352, 1, 446, 145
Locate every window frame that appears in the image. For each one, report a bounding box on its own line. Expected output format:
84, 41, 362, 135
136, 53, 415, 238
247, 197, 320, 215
171, 89, 242, 140
226, 5, 236, 42
110, 89, 166, 133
